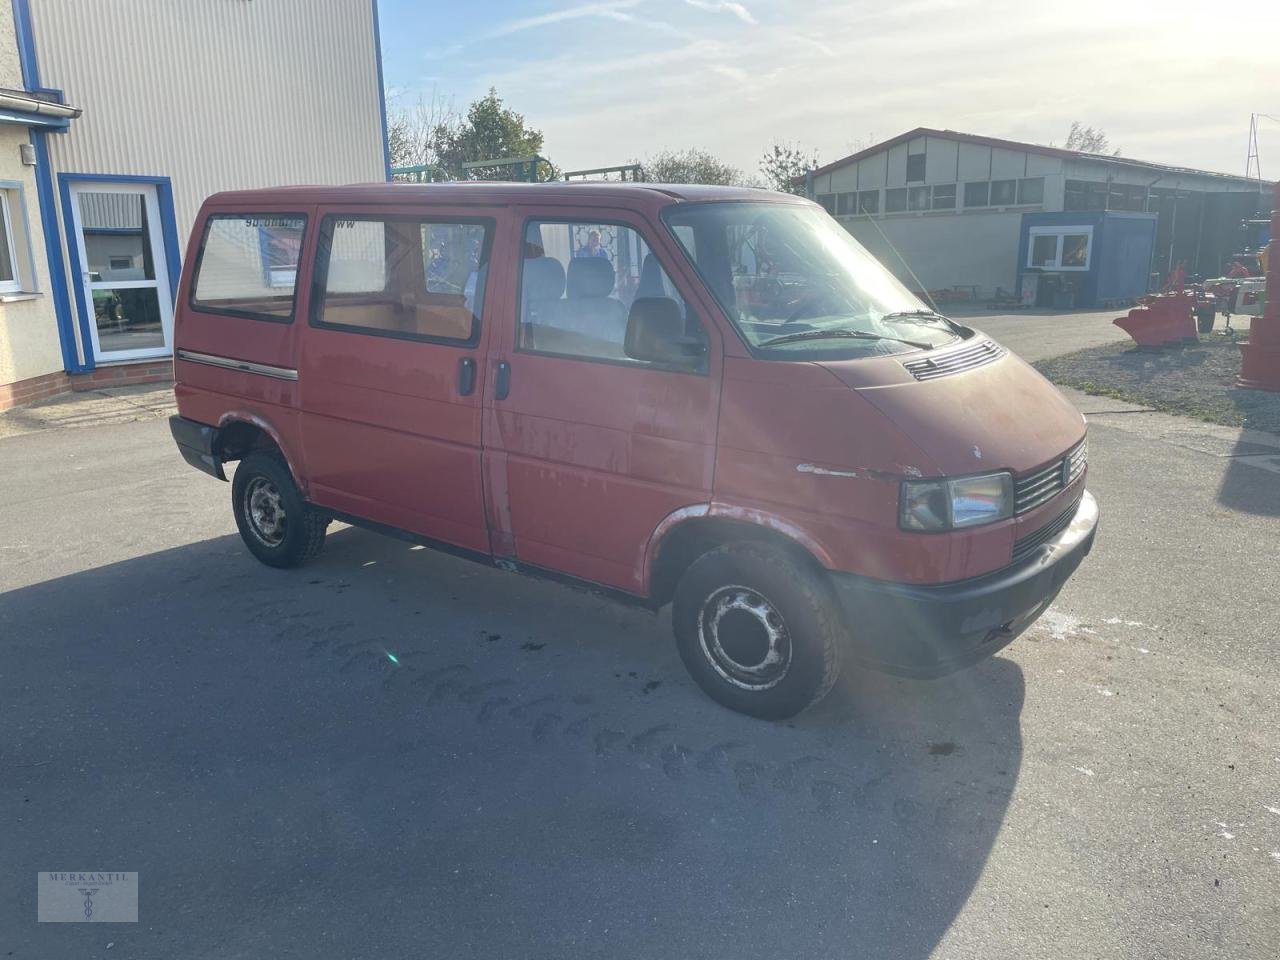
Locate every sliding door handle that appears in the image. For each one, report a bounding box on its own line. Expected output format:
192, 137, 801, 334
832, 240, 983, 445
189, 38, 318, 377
458, 356, 476, 396
495, 360, 511, 401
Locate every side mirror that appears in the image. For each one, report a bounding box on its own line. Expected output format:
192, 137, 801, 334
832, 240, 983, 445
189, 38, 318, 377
624, 297, 705, 368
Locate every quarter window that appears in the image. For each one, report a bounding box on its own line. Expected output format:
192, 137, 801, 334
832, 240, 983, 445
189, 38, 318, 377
519, 219, 706, 370
310, 216, 490, 344
192, 214, 307, 322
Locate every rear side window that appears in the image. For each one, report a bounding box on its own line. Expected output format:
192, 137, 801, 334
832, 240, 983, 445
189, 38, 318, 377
310, 214, 491, 345
191, 215, 307, 322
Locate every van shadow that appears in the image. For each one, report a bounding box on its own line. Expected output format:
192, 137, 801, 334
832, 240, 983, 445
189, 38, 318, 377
1216, 433, 1280, 517
2, 526, 1024, 959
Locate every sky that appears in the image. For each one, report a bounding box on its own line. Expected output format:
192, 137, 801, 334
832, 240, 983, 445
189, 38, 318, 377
377, 0, 1280, 182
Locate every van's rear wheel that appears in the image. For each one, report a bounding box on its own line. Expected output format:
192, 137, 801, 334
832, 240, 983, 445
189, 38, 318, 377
231, 452, 328, 568
672, 542, 842, 719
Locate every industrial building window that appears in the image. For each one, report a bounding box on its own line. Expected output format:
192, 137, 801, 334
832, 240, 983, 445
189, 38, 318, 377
964, 182, 990, 207
191, 214, 308, 322
908, 186, 931, 211
885, 188, 908, 213
1017, 178, 1044, 205
1027, 227, 1093, 271
990, 180, 1017, 205
836, 192, 858, 216
931, 184, 957, 210
857, 190, 879, 214
905, 153, 926, 183
0, 192, 21, 293
311, 215, 492, 344
816, 194, 836, 214
1064, 180, 1108, 211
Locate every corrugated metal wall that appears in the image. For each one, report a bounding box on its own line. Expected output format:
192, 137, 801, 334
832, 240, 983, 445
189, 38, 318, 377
30, 0, 386, 365
33, 0, 384, 241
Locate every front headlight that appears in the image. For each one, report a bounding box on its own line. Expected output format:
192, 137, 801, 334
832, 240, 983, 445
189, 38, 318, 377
900, 472, 1013, 531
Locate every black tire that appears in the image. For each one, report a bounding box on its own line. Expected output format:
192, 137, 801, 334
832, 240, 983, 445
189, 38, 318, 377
231, 452, 328, 568
1196, 307, 1216, 334
672, 542, 842, 719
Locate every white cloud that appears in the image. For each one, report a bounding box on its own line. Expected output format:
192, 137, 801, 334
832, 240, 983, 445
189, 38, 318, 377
684, 0, 758, 25
487, 0, 643, 39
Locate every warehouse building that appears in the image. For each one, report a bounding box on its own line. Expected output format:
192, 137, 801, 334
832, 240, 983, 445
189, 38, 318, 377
806, 128, 1272, 309
0, 0, 388, 411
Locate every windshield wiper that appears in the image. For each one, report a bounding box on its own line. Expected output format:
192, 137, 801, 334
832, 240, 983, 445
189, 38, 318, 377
879, 309, 966, 334
760, 329, 933, 350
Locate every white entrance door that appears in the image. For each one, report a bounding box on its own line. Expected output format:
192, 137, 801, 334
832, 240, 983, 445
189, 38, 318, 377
68, 182, 174, 363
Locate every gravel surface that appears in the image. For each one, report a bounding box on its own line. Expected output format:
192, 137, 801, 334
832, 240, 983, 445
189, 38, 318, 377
1036, 336, 1280, 434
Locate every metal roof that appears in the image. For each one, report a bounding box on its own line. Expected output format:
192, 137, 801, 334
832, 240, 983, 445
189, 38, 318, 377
806, 127, 1272, 187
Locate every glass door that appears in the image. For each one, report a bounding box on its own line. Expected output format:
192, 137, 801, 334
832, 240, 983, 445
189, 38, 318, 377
68, 182, 174, 362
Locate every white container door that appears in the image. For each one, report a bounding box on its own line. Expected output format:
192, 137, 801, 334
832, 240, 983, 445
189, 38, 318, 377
68, 182, 175, 363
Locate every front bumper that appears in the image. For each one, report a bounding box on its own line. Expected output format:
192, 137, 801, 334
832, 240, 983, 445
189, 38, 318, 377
169, 415, 225, 480
830, 490, 1098, 678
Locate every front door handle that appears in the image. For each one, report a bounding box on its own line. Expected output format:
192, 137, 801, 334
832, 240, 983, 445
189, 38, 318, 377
458, 356, 476, 396
494, 360, 511, 401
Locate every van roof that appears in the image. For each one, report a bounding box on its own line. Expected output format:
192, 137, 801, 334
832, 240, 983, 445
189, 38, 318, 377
202, 181, 806, 209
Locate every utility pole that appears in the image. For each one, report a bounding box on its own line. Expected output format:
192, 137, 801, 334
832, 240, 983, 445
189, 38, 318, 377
1246, 113, 1278, 180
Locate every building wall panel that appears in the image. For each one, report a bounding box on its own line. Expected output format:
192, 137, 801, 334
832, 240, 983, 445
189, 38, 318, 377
845, 210, 1024, 297
32, 0, 384, 243
925, 137, 958, 185
956, 142, 990, 181
990, 147, 1026, 180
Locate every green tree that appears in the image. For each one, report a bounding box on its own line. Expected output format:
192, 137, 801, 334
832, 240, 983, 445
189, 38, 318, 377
434, 88, 556, 181
758, 141, 819, 194
638, 148, 741, 186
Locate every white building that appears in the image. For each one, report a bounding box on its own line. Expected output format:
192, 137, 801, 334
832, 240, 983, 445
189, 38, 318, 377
807, 128, 1271, 306
0, 0, 387, 410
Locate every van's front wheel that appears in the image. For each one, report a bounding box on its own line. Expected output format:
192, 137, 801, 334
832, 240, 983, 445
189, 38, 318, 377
231, 452, 328, 568
672, 542, 842, 719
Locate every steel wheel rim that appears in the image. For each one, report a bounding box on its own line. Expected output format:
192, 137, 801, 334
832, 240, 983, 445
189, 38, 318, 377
697, 585, 792, 691
244, 476, 287, 547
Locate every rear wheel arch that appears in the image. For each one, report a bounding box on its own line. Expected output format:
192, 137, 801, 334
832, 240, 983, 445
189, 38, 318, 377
647, 512, 832, 607
213, 415, 304, 491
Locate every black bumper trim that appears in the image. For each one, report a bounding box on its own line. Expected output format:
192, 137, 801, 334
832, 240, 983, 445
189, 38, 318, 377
169, 415, 225, 481
830, 490, 1098, 678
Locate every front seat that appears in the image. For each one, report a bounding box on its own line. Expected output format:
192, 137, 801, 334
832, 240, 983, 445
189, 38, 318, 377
543, 257, 627, 357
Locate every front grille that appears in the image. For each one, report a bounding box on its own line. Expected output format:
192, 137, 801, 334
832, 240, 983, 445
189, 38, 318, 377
1013, 439, 1087, 514
1012, 497, 1081, 564
902, 339, 1005, 381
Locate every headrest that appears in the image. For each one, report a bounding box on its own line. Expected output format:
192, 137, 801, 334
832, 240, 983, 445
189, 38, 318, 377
523, 257, 565, 301
635, 253, 667, 299
567, 256, 615, 299
624, 297, 685, 359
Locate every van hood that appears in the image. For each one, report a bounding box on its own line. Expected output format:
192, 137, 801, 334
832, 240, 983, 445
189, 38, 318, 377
818, 341, 1086, 477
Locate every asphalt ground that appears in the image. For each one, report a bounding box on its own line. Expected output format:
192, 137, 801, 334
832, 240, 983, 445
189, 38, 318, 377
2, 316, 1278, 959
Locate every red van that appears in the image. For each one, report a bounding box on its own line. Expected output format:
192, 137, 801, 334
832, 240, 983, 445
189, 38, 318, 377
169, 183, 1096, 718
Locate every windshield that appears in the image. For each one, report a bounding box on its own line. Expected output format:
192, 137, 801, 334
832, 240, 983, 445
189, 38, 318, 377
663, 201, 960, 358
